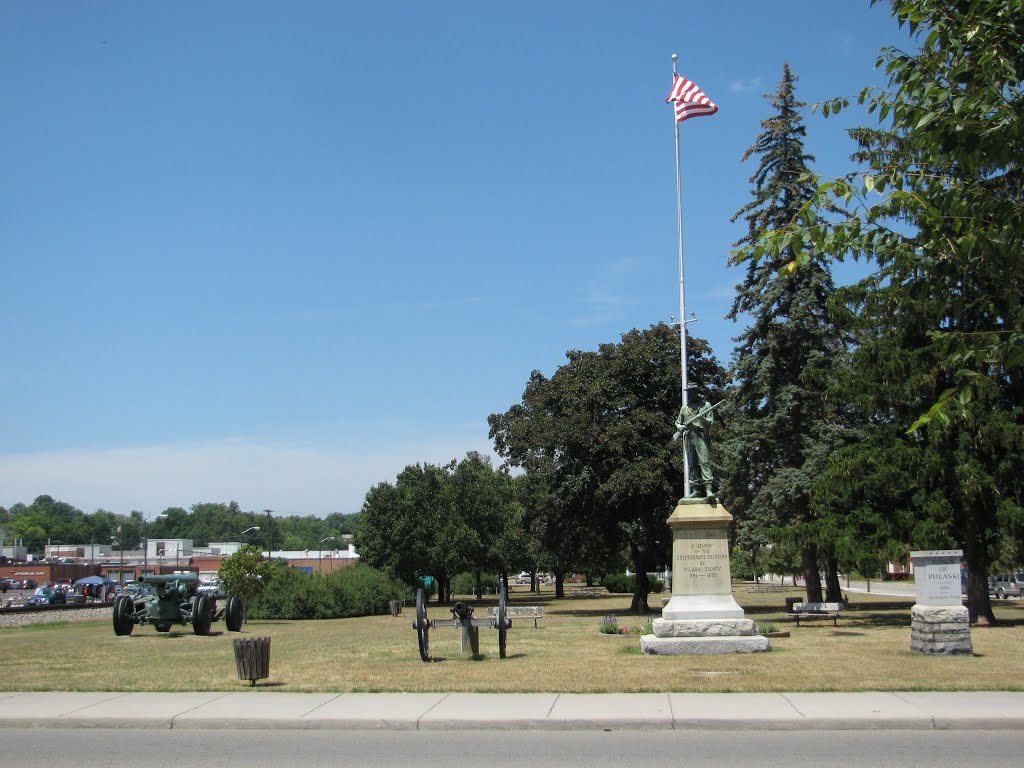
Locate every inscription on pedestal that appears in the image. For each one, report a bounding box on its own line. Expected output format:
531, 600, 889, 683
910, 550, 963, 606
673, 527, 731, 596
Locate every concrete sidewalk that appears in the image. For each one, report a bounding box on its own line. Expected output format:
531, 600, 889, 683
0, 691, 1021, 731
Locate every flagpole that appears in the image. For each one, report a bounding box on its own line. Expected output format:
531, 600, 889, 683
672, 53, 691, 499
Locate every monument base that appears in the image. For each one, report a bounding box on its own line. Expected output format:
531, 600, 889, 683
652, 617, 754, 637
660, 594, 745, 620
910, 605, 973, 655
641, 634, 770, 655
642, 496, 770, 655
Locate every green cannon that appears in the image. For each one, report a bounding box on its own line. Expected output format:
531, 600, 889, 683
112, 572, 245, 636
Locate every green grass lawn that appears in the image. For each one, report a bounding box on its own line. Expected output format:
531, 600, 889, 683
2, 584, 1021, 693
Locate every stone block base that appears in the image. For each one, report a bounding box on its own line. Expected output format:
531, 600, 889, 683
641, 634, 770, 655
661, 594, 745, 620
910, 604, 973, 656
652, 617, 755, 638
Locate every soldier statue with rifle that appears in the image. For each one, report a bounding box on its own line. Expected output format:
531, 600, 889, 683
672, 388, 723, 498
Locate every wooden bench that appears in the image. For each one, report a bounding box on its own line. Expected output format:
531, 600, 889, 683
788, 602, 843, 627
487, 605, 543, 627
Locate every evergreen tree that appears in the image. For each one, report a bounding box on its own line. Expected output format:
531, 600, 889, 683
720, 64, 849, 603
737, 1, 1024, 622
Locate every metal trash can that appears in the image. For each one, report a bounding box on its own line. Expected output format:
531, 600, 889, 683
233, 637, 271, 686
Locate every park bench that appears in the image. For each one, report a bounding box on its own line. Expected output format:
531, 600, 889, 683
487, 605, 543, 627
788, 602, 843, 627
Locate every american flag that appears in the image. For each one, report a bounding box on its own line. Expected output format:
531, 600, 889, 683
666, 75, 718, 123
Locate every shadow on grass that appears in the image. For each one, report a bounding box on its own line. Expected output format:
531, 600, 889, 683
548, 607, 660, 618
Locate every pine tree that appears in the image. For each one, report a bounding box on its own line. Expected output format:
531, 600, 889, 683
720, 64, 848, 603
733, 2, 1024, 622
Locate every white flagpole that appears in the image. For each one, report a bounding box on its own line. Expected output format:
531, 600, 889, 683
672, 54, 691, 499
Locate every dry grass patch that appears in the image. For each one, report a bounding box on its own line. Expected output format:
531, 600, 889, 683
2, 585, 1022, 693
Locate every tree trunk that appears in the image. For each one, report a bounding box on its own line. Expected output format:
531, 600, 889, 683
964, 535, 997, 624
554, 572, 565, 599
966, 569, 995, 624
629, 544, 650, 614
474, 570, 482, 600
801, 543, 824, 603
821, 547, 843, 603
437, 574, 450, 605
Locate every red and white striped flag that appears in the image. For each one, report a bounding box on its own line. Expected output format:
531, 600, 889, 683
666, 75, 718, 123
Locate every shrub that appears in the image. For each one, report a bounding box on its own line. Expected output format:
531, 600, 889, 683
450, 572, 500, 595
247, 564, 408, 620
328, 564, 409, 616
599, 616, 619, 634
601, 573, 664, 594
247, 565, 334, 620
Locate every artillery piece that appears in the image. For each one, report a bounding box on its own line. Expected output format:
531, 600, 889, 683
412, 586, 511, 661
112, 572, 245, 636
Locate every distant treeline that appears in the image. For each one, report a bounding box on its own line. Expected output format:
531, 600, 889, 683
0, 495, 359, 553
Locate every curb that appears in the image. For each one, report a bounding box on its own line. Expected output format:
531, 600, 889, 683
1, 691, 1023, 731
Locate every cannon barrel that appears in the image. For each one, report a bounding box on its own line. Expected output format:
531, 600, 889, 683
138, 572, 199, 585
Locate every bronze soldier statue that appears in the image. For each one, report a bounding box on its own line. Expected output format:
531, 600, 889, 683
673, 389, 722, 498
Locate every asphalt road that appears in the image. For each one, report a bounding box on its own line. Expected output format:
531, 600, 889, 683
6, 729, 1022, 768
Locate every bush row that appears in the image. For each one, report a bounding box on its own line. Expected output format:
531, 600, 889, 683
247, 563, 410, 620
601, 573, 665, 594
450, 572, 500, 595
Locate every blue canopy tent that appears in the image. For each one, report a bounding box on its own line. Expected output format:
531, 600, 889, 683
74, 575, 115, 586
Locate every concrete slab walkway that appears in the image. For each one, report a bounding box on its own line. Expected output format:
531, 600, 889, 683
0, 691, 1021, 731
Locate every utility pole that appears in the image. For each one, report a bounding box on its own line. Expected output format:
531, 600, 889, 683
264, 510, 273, 560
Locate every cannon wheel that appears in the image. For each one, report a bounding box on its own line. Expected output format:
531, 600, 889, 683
497, 585, 508, 659
415, 588, 431, 662
225, 595, 244, 632
112, 595, 134, 636
192, 594, 213, 636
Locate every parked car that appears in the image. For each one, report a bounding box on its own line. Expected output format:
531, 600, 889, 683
989, 573, 1024, 599
22, 579, 36, 590
26, 587, 67, 606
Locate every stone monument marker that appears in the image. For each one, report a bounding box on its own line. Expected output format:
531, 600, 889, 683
909, 549, 972, 655
641, 497, 769, 655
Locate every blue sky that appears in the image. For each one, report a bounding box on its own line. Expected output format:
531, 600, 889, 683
1, 2, 906, 517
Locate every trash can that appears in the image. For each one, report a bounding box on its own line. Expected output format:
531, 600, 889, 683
785, 597, 801, 613
233, 637, 271, 687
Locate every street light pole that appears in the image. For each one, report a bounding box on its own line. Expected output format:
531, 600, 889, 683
142, 513, 166, 577
240, 527, 260, 556
319, 536, 336, 574
264, 510, 273, 560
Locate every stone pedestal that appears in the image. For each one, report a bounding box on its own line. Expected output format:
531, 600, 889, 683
908, 550, 972, 655
641, 498, 769, 655
910, 605, 973, 655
